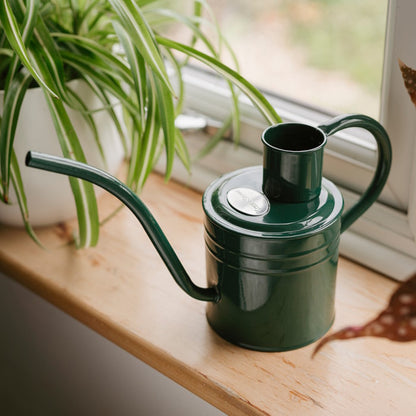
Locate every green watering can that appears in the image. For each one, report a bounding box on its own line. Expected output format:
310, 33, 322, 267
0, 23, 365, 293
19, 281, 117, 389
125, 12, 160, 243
26, 114, 391, 352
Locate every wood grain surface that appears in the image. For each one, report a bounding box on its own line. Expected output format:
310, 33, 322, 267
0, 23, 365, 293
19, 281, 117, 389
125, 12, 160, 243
1, 173, 415, 416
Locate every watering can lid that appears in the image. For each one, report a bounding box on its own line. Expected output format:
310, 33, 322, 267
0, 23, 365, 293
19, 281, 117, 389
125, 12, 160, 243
203, 166, 344, 238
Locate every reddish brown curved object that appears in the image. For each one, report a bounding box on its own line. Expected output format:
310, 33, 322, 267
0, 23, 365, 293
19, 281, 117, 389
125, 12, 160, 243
313, 273, 416, 357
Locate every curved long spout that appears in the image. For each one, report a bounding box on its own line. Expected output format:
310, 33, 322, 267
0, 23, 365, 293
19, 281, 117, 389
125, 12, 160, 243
26, 151, 219, 303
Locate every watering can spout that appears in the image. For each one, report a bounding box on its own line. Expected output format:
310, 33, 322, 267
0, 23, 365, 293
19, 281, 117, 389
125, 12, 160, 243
25, 151, 220, 303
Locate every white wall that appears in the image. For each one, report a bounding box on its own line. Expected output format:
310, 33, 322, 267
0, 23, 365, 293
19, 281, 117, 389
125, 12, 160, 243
0, 272, 225, 416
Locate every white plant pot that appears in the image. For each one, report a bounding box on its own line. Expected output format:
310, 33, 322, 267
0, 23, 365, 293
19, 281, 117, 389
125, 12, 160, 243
0, 80, 125, 227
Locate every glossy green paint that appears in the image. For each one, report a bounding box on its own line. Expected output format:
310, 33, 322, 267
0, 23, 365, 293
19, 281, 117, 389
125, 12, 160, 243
203, 114, 391, 351
25, 113, 392, 352
25, 151, 219, 303
318, 114, 392, 232
262, 122, 326, 203
203, 167, 342, 351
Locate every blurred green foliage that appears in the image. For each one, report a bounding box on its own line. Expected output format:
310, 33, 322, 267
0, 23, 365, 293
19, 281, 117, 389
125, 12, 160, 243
210, 0, 388, 94
280, 0, 388, 92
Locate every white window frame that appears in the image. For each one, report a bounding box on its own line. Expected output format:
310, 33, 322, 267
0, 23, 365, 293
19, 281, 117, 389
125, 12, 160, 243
159, 0, 416, 281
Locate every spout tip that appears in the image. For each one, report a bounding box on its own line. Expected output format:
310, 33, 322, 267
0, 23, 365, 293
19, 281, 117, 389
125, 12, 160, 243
25, 151, 49, 169
25, 151, 34, 167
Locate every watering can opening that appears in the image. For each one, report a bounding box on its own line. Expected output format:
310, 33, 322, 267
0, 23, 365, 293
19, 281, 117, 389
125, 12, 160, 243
262, 123, 326, 152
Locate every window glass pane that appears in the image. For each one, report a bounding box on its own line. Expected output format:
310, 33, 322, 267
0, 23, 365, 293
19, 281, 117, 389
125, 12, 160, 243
171, 0, 388, 119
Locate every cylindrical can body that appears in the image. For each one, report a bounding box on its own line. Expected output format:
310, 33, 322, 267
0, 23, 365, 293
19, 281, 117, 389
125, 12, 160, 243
202, 166, 343, 351
204, 221, 340, 351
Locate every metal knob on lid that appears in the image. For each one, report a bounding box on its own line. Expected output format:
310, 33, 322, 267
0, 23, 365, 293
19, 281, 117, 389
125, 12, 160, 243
226, 187, 270, 216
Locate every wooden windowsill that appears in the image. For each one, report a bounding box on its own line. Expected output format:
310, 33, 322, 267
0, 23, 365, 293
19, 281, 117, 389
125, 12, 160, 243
1, 173, 415, 415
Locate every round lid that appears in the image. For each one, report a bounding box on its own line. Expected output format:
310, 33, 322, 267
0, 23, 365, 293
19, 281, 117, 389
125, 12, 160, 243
203, 166, 344, 238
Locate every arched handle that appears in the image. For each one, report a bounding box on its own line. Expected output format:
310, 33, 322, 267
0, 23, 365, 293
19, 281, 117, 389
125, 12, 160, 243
318, 114, 392, 233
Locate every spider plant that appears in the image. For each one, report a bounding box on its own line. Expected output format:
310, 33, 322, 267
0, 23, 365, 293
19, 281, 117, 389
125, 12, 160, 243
0, 0, 281, 248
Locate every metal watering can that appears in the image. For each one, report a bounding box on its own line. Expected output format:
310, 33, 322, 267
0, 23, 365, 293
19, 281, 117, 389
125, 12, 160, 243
26, 114, 392, 351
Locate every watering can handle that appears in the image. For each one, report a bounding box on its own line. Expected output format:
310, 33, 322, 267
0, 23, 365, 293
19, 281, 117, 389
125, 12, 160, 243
318, 114, 392, 233
25, 151, 220, 303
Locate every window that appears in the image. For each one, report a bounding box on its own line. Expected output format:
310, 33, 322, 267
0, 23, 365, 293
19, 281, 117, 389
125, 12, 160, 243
207, 0, 388, 119
159, 0, 416, 281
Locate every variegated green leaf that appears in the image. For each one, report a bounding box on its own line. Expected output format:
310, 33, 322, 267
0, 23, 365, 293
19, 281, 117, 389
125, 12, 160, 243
10, 151, 43, 246
51, 33, 132, 85
157, 36, 282, 125
0, 68, 32, 201
66, 85, 107, 169
77, 0, 109, 33
127, 79, 158, 190
229, 83, 241, 145
148, 8, 242, 143
162, 47, 184, 117
139, 110, 161, 191
3, 0, 39, 95
44, 93, 99, 248
0, 0, 283, 250
112, 20, 147, 130
81, 77, 129, 156
0, 48, 13, 57
108, 0, 175, 96
0, 0, 57, 96
60, 49, 138, 114
174, 128, 191, 172
30, 18, 81, 108
147, 8, 215, 55
151, 70, 176, 180
195, 114, 233, 161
